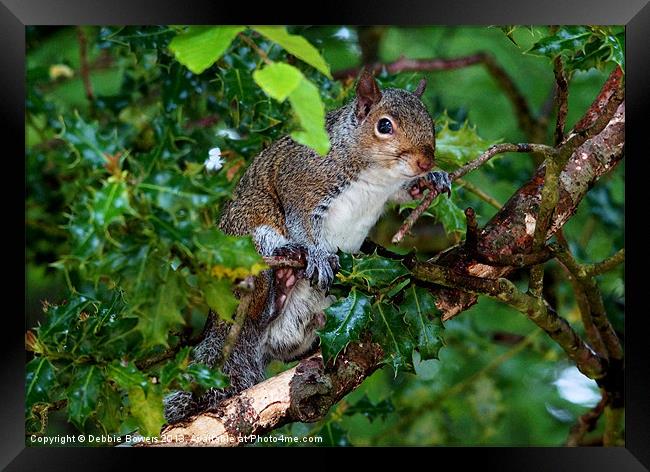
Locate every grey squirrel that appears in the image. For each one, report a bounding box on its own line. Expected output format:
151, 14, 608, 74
163, 70, 451, 423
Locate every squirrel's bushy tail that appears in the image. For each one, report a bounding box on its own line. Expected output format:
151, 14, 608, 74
163, 311, 267, 424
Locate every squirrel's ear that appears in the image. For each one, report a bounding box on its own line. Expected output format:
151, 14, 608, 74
414, 78, 427, 98
355, 68, 382, 121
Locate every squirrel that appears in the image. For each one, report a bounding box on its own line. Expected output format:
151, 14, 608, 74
163, 70, 451, 424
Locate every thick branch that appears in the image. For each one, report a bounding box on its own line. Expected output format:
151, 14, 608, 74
435, 100, 624, 321
151, 342, 383, 446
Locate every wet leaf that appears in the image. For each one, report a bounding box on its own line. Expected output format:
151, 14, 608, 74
25, 357, 58, 414
400, 285, 444, 360
66, 365, 104, 430
371, 301, 414, 374
319, 288, 372, 363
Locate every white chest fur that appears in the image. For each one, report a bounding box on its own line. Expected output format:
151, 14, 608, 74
321, 167, 404, 253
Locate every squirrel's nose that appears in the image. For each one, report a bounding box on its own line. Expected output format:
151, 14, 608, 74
417, 157, 433, 172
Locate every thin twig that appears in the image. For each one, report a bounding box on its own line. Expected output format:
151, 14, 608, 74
76, 26, 94, 102
333, 53, 487, 80
455, 178, 502, 209
554, 230, 608, 357
551, 244, 623, 362
587, 248, 624, 276
218, 276, 255, 368
391, 143, 556, 244
566, 394, 607, 447
553, 56, 569, 146
239, 33, 272, 65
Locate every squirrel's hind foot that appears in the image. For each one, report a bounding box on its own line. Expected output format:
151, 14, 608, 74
274, 266, 303, 312
272, 243, 309, 312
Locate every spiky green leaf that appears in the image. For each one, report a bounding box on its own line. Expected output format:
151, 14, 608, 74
319, 288, 372, 363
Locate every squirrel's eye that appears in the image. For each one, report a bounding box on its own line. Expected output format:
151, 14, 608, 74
377, 118, 393, 135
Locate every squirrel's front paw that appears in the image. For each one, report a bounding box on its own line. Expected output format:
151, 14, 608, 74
424, 170, 452, 198
305, 246, 339, 290
272, 243, 308, 269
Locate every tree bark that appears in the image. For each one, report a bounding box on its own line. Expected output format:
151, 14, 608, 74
149, 342, 383, 446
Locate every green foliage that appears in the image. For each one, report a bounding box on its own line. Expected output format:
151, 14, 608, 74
186, 364, 230, 389
253, 63, 304, 101
371, 300, 416, 374
25, 358, 58, 415
337, 252, 409, 289
169, 26, 244, 74
251, 26, 332, 78
527, 26, 625, 72
401, 286, 444, 361
66, 365, 104, 430
319, 288, 372, 363
435, 119, 498, 170
26, 25, 623, 446
399, 187, 466, 236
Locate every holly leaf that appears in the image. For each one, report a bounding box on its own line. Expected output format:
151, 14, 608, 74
252, 26, 332, 78
319, 288, 372, 363
37, 296, 93, 347
136, 270, 187, 348
399, 187, 465, 236
344, 394, 395, 422
66, 365, 104, 430
195, 228, 267, 279
400, 285, 444, 360
96, 386, 124, 434
202, 278, 239, 321
339, 253, 409, 289
527, 26, 592, 58
159, 347, 192, 388
25, 357, 58, 414
371, 301, 414, 374
435, 120, 496, 170
169, 26, 244, 74
127, 386, 165, 437
92, 180, 134, 229
59, 113, 121, 168
107, 361, 149, 392
428, 189, 466, 235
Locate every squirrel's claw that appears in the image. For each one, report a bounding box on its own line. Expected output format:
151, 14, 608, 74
305, 246, 339, 291
272, 243, 308, 264
425, 171, 452, 198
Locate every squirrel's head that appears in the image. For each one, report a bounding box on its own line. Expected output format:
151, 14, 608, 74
353, 69, 436, 180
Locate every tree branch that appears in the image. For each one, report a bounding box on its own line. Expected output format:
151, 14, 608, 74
334, 52, 545, 142
76, 26, 94, 103
150, 342, 383, 446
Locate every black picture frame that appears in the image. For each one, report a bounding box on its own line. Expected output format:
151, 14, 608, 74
11, 0, 648, 468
